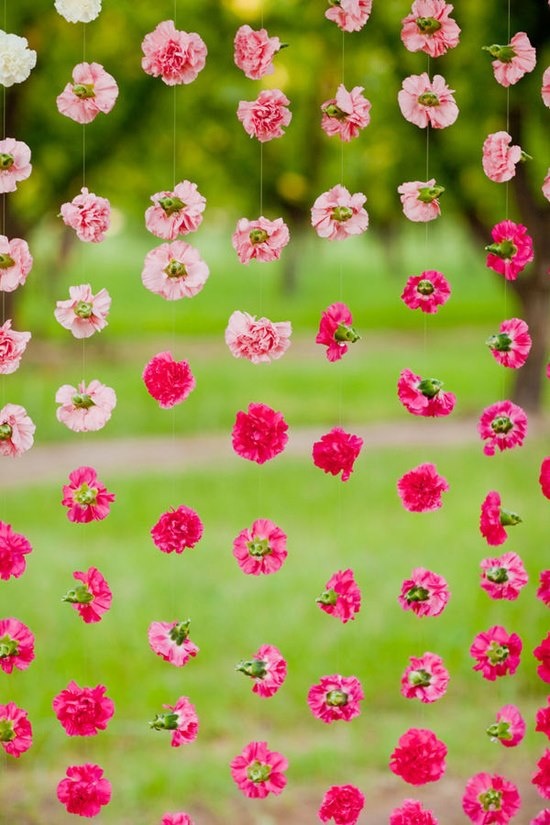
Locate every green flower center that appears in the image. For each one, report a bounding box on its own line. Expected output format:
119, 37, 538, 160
73, 83, 96, 99
406, 585, 429, 603
71, 393, 95, 409
0, 153, 14, 170
417, 92, 439, 107
417, 185, 445, 203
487, 640, 509, 666
158, 195, 185, 216
331, 206, 353, 222
418, 377, 443, 398
326, 689, 348, 707
417, 279, 434, 295
485, 239, 517, 260
0, 252, 15, 268
0, 423, 12, 440
62, 585, 94, 605
169, 620, 191, 645
164, 259, 187, 278
486, 566, 508, 584
247, 537, 271, 558
75, 301, 93, 318
73, 483, 98, 506
149, 711, 179, 731
323, 103, 346, 120
0, 719, 15, 742
486, 332, 512, 353
416, 16, 442, 34
247, 761, 272, 783
249, 229, 269, 244
479, 788, 503, 811
491, 415, 513, 435
316, 589, 338, 606
409, 668, 432, 687
486, 720, 511, 741
236, 658, 267, 679
0, 635, 18, 659
334, 323, 360, 344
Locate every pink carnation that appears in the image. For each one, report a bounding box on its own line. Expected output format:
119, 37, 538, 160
401, 270, 451, 313
225, 310, 291, 363
398, 73, 458, 129
148, 620, 199, 667
398, 568, 450, 617
232, 216, 290, 264
143, 351, 195, 408
232, 402, 288, 464
482, 131, 522, 183
397, 368, 455, 417
316, 568, 361, 624
0, 702, 32, 758
151, 505, 203, 554
531, 811, 550, 825
54, 284, 111, 338
401, 652, 450, 703
232, 518, 287, 576
470, 625, 522, 681
390, 799, 439, 824
536, 699, 550, 739
142, 241, 209, 300
534, 751, 550, 800
234, 25, 281, 80
401, 0, 460, 57
311, 185, 368, 240
535, 634, 550, 684
162, 815, 194, 825
0, 521, 32, 581
57, 763, 111, 817
543, 169, 550, 202
0, 138, 32, 193
56, 379, 116, 433
237, 89, 291, 142
56, 62, 118, 124
538, 570, 550, 606
0, 617, 34, 673
145, 180, 206, 240
53, 681, 114, 736
63, 567, 112, 624
484, 32, 537, 87
487, 704, 525, 748
318, 784, 365, 825
480, 551, 528, 601
237, 643, 287, 698
389, 728, 447, 786
60, 187, 111, 242
543, 67, 550, 107
61, 465, 115, 523
312, 427, 363, 482
479, 491, 521, 546
487, 317, 531, 368
150, 695, 199, 747
316, 302, 359, 362
485, 220, 534, 280
397, 463, 449, 512
398, 179, 444, 222
325, 0, 373, 32
462, 772, 521, 823
0, 235, 33, 292
321, 84, 371, 142
230, 740, 287, 799
307, 674, 364, 724
0, 403, 35, 457
142, 20, 207, 85
541, 457, 550, 500
0, 319, 31, 374
478, 400, 528, 456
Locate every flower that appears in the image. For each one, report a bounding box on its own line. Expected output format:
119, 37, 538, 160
536, 699, 550, 739
316, 303, 359, 362
400, 0, 460, 57
0, 235, 33, 292
0, 403, 35, 457
482, 131, 523, 183
398, 179, 444, 222
0, 138, 31, 193
56, 379, 116, 433
307, 674, 364, 724
0, 702, 32, 758
325, 0, 373, 32
538, 570, 550, 606
61, 466, 115, 523
142, 20, 207, 85
470, 625, 522, 681
479, 491, 521, 546
400, 652, 450, 703
312, 427, 363, 482
149, 696, 199, 747
534, 751, 550, 799
236, 644, 287, 698
398, 73, 458, 129
486, 317, 532, 368
232, 402, 288, 464
230, 740, 287, 798
397, 369, 455, 417
151, 505, 203, 554
0, 521, 32, 581
55, 0, 102, 23
0, 320, 31, 374
54, 284, 111, 338
148, 620, 199, 667
225, 311, 291, 363
161, 815, 194, 825
397, 463, 449, 513
483, 32, 537, 87
401, 270, 451, 313
234, 25, 281, 80
53, 681, 114, 736
398, 568, 450, 617
478, 400, 528, 456
389, 799, 439, 824
480, 551, 528, 601
142, 351, 195, 408
321, 84, 371, 142
318, 784, 365, 825
311, 185, 368, 240
145, 181, 206, 240
232, 216, 290, 264
543, 169, 550, 202
0, 30, 36, 87
56, 62, 118, 124
57, 763, 111, 817
63, 567, 112, 624
142, 242, 209, 301
0, 617, 35, 673
316, 568, 361, 623
237, 89, 291, 142
389, 728, 447, 785
541, 457, 550, 500
485, 220, 534, 280
232, 518, 287, 575
543, 67, 550, 107
462, 772, 521, 823
486, 704, 525, 748
60, 188, 110, 243
535, 634, 550, 684
531, 810, 550, 825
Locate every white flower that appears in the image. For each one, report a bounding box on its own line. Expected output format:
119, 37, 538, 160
0, 31, 37, 87
54, 0, 102, 24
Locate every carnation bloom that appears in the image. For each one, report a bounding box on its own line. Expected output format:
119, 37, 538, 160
398, 568, 450, 617
0, 617, 35, 673
470, 625, 522, 681
398, 73, 458, 129
225, 310, 291, 363
479, 491, 521, 546
531, 810, 550, 825
312, 427, 363, 482
482, 131, 523, 183
321, 84, 371, 141
142, 351, 196, 408
397, 463, 449, 513
232, 518, 287, 576
56, 379, 116, 433
150, 695, 199, 747
60, 187, 110, 243
480, 551, 528, 601
61, 466, 115, 523
485, 220, 534, 280
230, 740, 287, 799
237, 89, 291, 142
141, 241, 209, 300
400, 0, 460, 57
54, 284, 111, 338
63, 568, 112, 623
534, 751, 550, 800
538, 571, 550, 606
308, 674, 364, 724
0, 702, 32, 758
401, 652, 450, 703
0, 403, 35, 457
0, 319, 30, 374
56, 62, 118, 124
478, 400, 528, 456
535, 634, 550, 684
389, 728, 447, 785
543, 170, 550, 203
401, 270, 451, 313
541, 458, 550, 500
316, 568, 361, 623
543, 68, 550, 107
325, 0, 373, 32
537, 699, 550, 739
148, 619, 199, 667
0, 138, 31, 193
57, 763, 111, 817
161, 815, 194, 825
53, 681, 114, 736
232, 402, 288, 464
398, 179, 444, 222
54, 0, 102, 23
390, 799, 439, 824
142, 20, 207, 85
0, 30, 36, 87
311, 185, 368, 240
151, 505, 203, 554
236, 644, 287, 698
232, 216, 290, 264
318, 784, 365, 825
234, 24, 281, 80
462, 772, 521, 823
0, 234, 33, 292
487, 704, 525, 748
483, 32, 537, 87
316, 302, 359, 362
145, 181, 206, 240
0, 521, 32, 581
486, 317, 532, 368
397, 369, 456, 417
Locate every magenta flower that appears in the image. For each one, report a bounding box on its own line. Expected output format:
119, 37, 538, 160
62, 466, 115, 523
311, 185, 368, 240
142, 20, 207, 85
63, 567, 112, 624
142, 241, 209, 301
480, 551, 528, 601
401, 652, 449, 703
536, 699, 550, 740
57, 62, 118, 124
56, 379, 116, 433
237, 89, 291, 142
316, 302, 359, 362
531, 810, 550, 825
145, 180, 206, 240
57, 763, 111, 817
485, 220, 534, 280
487, 317, 532, 368
230, 740, 287, 799
232, 402, 288, 464
325, 0, 373, 32
232, 518, 287, 576
0, 403, 35, 457
538, 571, 550, 607
150, 695, 199, 747
535, 634, 550, 684
54, 284, 111, 338
463, 772, 521, 823
0, 521, 32, 581
397, 368, 455, 417
487, 704, 525, 748
321, 84, 371, 142
543, 67, 550, 107
151, 505, 203, 554
0, 235, 33, 292
482, 132, 523, 183
0, 702, 32, 758
0, 319, 30, 375
398, 568, 450, 617
389, 728, 447, 786
60, 187, 111, 242
541, 458, 550, 500
390, 799, 439, 824
398, 179, 444, 222
0, 617, 34, 673
401, 270, 451, 314
398, 73, 458, 129
479, 491, 521, 546
318, 784, 365, 825
484, 32, 536, 87
534, 750, 550, 800
234, 24, 281, 80
143, 351, 195, 408
401, 0, 460, 57
236, 644, 287, 698
470, 625, 522, 681
308, 674, 364, 724
316, 568, 361, 624
0, 138, 31, 193
232, 215, 290, 264
397, 463, 449, 513
225, 310, 291, 363
148, 619, 199, 667
312, 427, 363, 482
162, 815, 194, 825
478, 400, 528, 456
53, 681, 114, 736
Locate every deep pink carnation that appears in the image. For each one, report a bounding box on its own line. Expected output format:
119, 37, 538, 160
482, 132, 522, 183
56, 379, 116, 433
390, 799, 439, 824
237, 89, 291, 142
151, 505, 203, 554
53, 681, 114, 737
537, 699, 550, 740
480, 551, 528, 601
531, 810, 550, 825
487, 704, 525, 748
143, 351, 196, 408
237, 643, 287, 698
534, 751, 550, 800
0, 234, 33, 292
312, 427, 363, 482
57, 62, 118, 124
538, 571, 550, 606
0, 521, 32, 581
397, 368, 455, 417
0, 138, 32, 193
57, 763, 112, 817
232, 402, 288, 464
316, 568, 361, 624
142, 242, 209, 301
389, 728, 447, 786
311, 185, 368, 240
60, 187, 110, 242
398, 73, 458, 129
234, 25, 281, 80
161, 814, 194, 825
225, 310, 291, 363
231, 740, 288, 798
321, 84, 371, 142
307, 674, 364, 724
232, 518, 287, 576
401, 270, 451, 313
54, 284, 111, 338
484, 32, 537, 87
480, 491, 521, 546
398, 568, 450, 617
316, 302, 359, 362
63, 567, 112, 624
61, 466, 115, 523
485, 220, 534, 280
401, 652, 449, 703
535, 634, 550, 684
0, 403, 35, 457
541, 458, 550, 500
325, 0, 373, 32
398, 179, 444, 222
145, 180, 206, 240
0, 319, 31, 374
487, 317, 532, 368
232, 216, 290, 264
0, 702, 32, 758
150, 695, 199, 747
0, 617, 34, 674
401, 0, 460, 57
142, 20, 207, 85
397, 463, 449, 512
478, 400, 528, 456
148, 620, 199, 667
470, 625, 522, 681
462, 772, 521, 823
318, 784, 365, 825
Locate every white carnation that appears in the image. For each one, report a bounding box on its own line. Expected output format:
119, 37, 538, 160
0, 31, 37, 87
54, 0, 102, 24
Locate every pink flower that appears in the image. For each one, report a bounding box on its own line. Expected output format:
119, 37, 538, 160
397, 368, 456, 417
232, 216, 290, 264
470, 625, 522, 681
312, 427, 363, 482
57, 763, 111, 817
0, 403, 35, 457
534, 751, 550, 800
237, 643, 287, 698
230, 740, 287, 799
486, 317, 532, 368
401, 270, 451, 313
531, 811, 550, 825
57, 62, 118, 124
536, 699, 550, 739
150, 695, 199, 747
318, 784, 365, 825
151, 505, 203, 554
398, 568, 450, 617
63, 567, 112, 624
398, 179, 444, 222
390, 799, 439, 824
232, 518, 287, 576
311, 185, 368, 240
478, 400, 528, 456
541, 457, 550, 500
535, 634, 550, 684
0, 617, 34, 673
56, 379, 116, 433
480, 491, 521, 546
60, 187, 110, 242
145, 181, 206, 240
307, 674, 364, 724
462, 772, 521, 823
0, 138, 31, 193
237, 89, 291, 142
0, 235, 33, 292
143, 351, 195, 408
487, 704, 525, 748
325, 0, 373, 32
61, 466, 115, 523
321, 84, 371, 141
142, 242, 209, 300
485, 220, 534, 280
148, 619, 199, 667
482, 132, 522, 183
397, 463, 449, 513
0, 521, 32, 581
142, 20, 207, 85
316, 568, 361, 623
480, 551, 528, 601
232, 402, 288, 464
225, 310, 291, 363
543, 67, 550, 107
54, 284, 111, 338
401, 652, 450, 703
401, 0, 460, 57
0, 702, 32, 758
234, 25, 281, 80
538, 571, 550, 607
389, 728, 447, 786
543, 169, 550, 203
484, 32, 537, 87
0, 319, 30, 374
161, 815, 194, 825
398, 73, 458, 129
316, 302, 359, 362
53, 681, 114, 736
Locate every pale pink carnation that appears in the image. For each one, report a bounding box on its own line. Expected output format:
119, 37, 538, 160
307, 674, 364, 724
321, 84, 371, 142
0, 138, 31, 193
151, 505, 203, 554
53, 681, 114, 737
482, 131, 522, 183
478, 400, 528, 456
57, 763, 111, 817
232, 518, 287, 576
232, 402, 288, 464
56, 379, 116, 433
145, 180, 206, 240
390, 799, 438, 824
316, 302, 360, 362
462, 772, 521, 823
142, 20, 207, 85
538, 571, 550, 606
319, 785, 365, 825
470, 625, 522, 681
0, 702, 32, 758
0, 235, 33, 292
480, 551, 528, 601
232, 216, 290, 264
312, 427, 363, 482
63, 566, 112, 624
234, 25, 281, 80
401, 270, 451, 313
0, 403, 35, 457
543, 67, 550, 107
543, 169, 550, 202
398, 568, 450, 617
397, 368, 455, 417
389, 728, 447, 786
401, 0, 460, 57
237, 89, 291, 142
325, 0, 373, 33
60, 187, 110, 242
398, 73, 458, 129
485, 220, 534, 280
142, 241, 209, 300
150, 696, 199, 747
397, 463, 449, 513
316, 568, 361, 623
0, 320, 30, 374
54, 284, 111, 338
487, 704, 525, 748
225, 310, 291, 363
0, 617, 35, 673
311, 185, 368, 240
143, 351, 195, 408
237, 643, 287, 698
484, 32, 537, 87
56, 62, 118, 124
401, 652, 450, 703
148, 620, 199, 667
398, 179, 443, 222
230, 740, 287, 799
487, 317, 531, 368
479, 491, 521, 546
61, 466, 115, 523
0, 521, 32, 581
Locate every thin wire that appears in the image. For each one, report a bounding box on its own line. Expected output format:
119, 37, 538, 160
173, 86, 177, 187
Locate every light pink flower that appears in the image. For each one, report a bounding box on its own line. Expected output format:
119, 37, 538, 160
321, 84, 371, 142
398, 73, 458, 129
0, 617, 34, 673
57, 763, 111, 817
142, 241, 209, 301
0, 403, 35, 457
401, 270, 451, 313
535, 634, 550, 684
307, 674, 364, 724
480, 551, 528, 601
150, 695, 199, 747
534, 750, 550, 799
389, 728, 447, 786
161, 815, 194, 825
0, 138, 31, 193
0, 521, 32, 581
234, 25, 281, 80
401, 652, 449, 703
543, 170, 550, 202
484, 32, 536, 87
312, 427, 363, 482
0, 702, 32, 758
462, 772, 521, 823
148, 620, 199, 667
232, 518, 287, 576
54, 284, 111, 338
311, 185, 368, 240
316, 302, 359, 362
53, 681, 114, 736
485, 220, 534, 280
60, 187, 110, 243
536, 699, 550, 739
538, 571, 550, 607
225, 310, 291, 363
63, 567, 112, 624
482, 131, 523, 183
401, 0, 460, 57
398, 179, 444, 222
470, 625, 522, 681
325, 0, 373, 32
541, 457, 550, 500
0, 235, 33, 293
479, 491, 521, 546
390, 799, 438, 824
397, 368, 455, 417
56, 379, 116, 433
142, 20, 207, 85
487, 317, 531, 368
319, 784, 365, 825
145, 181, 206, 240
232, 216, 290, 264
231, 740, 287, 799
151, 505, 203, 554
316, 568, 361, 623
61, 466, 115, 523
57, 62, 118, 124
237, 89, 291, 142
398, 568, 450, 617
543, 67, 550, 107
487, 704, 525, 748
397, 463, 449, 512
142, 351, 195, 408
232, 402, 288, 464
478, 400, 528, 456
0, 320, 30, 374
237, 643, 287, 698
